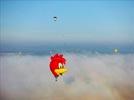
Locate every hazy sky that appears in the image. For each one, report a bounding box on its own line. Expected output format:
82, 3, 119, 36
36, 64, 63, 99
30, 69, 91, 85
0, 0, 134, 44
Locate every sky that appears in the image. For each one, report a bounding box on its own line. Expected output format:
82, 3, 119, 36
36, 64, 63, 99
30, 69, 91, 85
0, 0, 134, 45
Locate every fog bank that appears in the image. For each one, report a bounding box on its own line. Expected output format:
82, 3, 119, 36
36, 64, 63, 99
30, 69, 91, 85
1, 53, 134, 100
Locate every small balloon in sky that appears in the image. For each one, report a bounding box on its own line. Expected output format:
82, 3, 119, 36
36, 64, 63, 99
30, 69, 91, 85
53, 16, 58, 21
49, 53, 68, 81
114, 48, 119, 53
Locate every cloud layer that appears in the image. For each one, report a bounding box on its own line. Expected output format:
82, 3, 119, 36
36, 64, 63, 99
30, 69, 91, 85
1, 53, 134, 100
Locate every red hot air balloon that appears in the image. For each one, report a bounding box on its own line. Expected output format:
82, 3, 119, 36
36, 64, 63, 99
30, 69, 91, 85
49, 53, 67, 81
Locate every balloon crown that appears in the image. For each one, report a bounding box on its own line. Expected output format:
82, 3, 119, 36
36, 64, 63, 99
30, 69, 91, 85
50, 53, 66, 64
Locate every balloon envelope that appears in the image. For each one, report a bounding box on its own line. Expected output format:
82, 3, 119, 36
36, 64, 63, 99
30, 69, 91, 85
53, 16, 57, 21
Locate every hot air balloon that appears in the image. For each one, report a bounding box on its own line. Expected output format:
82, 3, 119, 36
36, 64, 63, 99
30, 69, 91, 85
53, 16, 57, 21
49, 53, 68, 81
114, 48, 119, 53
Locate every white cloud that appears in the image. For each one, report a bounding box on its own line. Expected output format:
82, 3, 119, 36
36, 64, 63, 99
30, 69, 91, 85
0, 53, 134, 100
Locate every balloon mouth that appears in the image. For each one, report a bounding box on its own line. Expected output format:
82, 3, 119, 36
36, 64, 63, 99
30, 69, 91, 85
55, 67, 67, 76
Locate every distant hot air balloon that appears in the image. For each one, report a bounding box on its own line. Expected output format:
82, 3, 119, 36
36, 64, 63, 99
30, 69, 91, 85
114, 48, 119, 53
49, 53, 68, 81
53, 16, 57, 21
